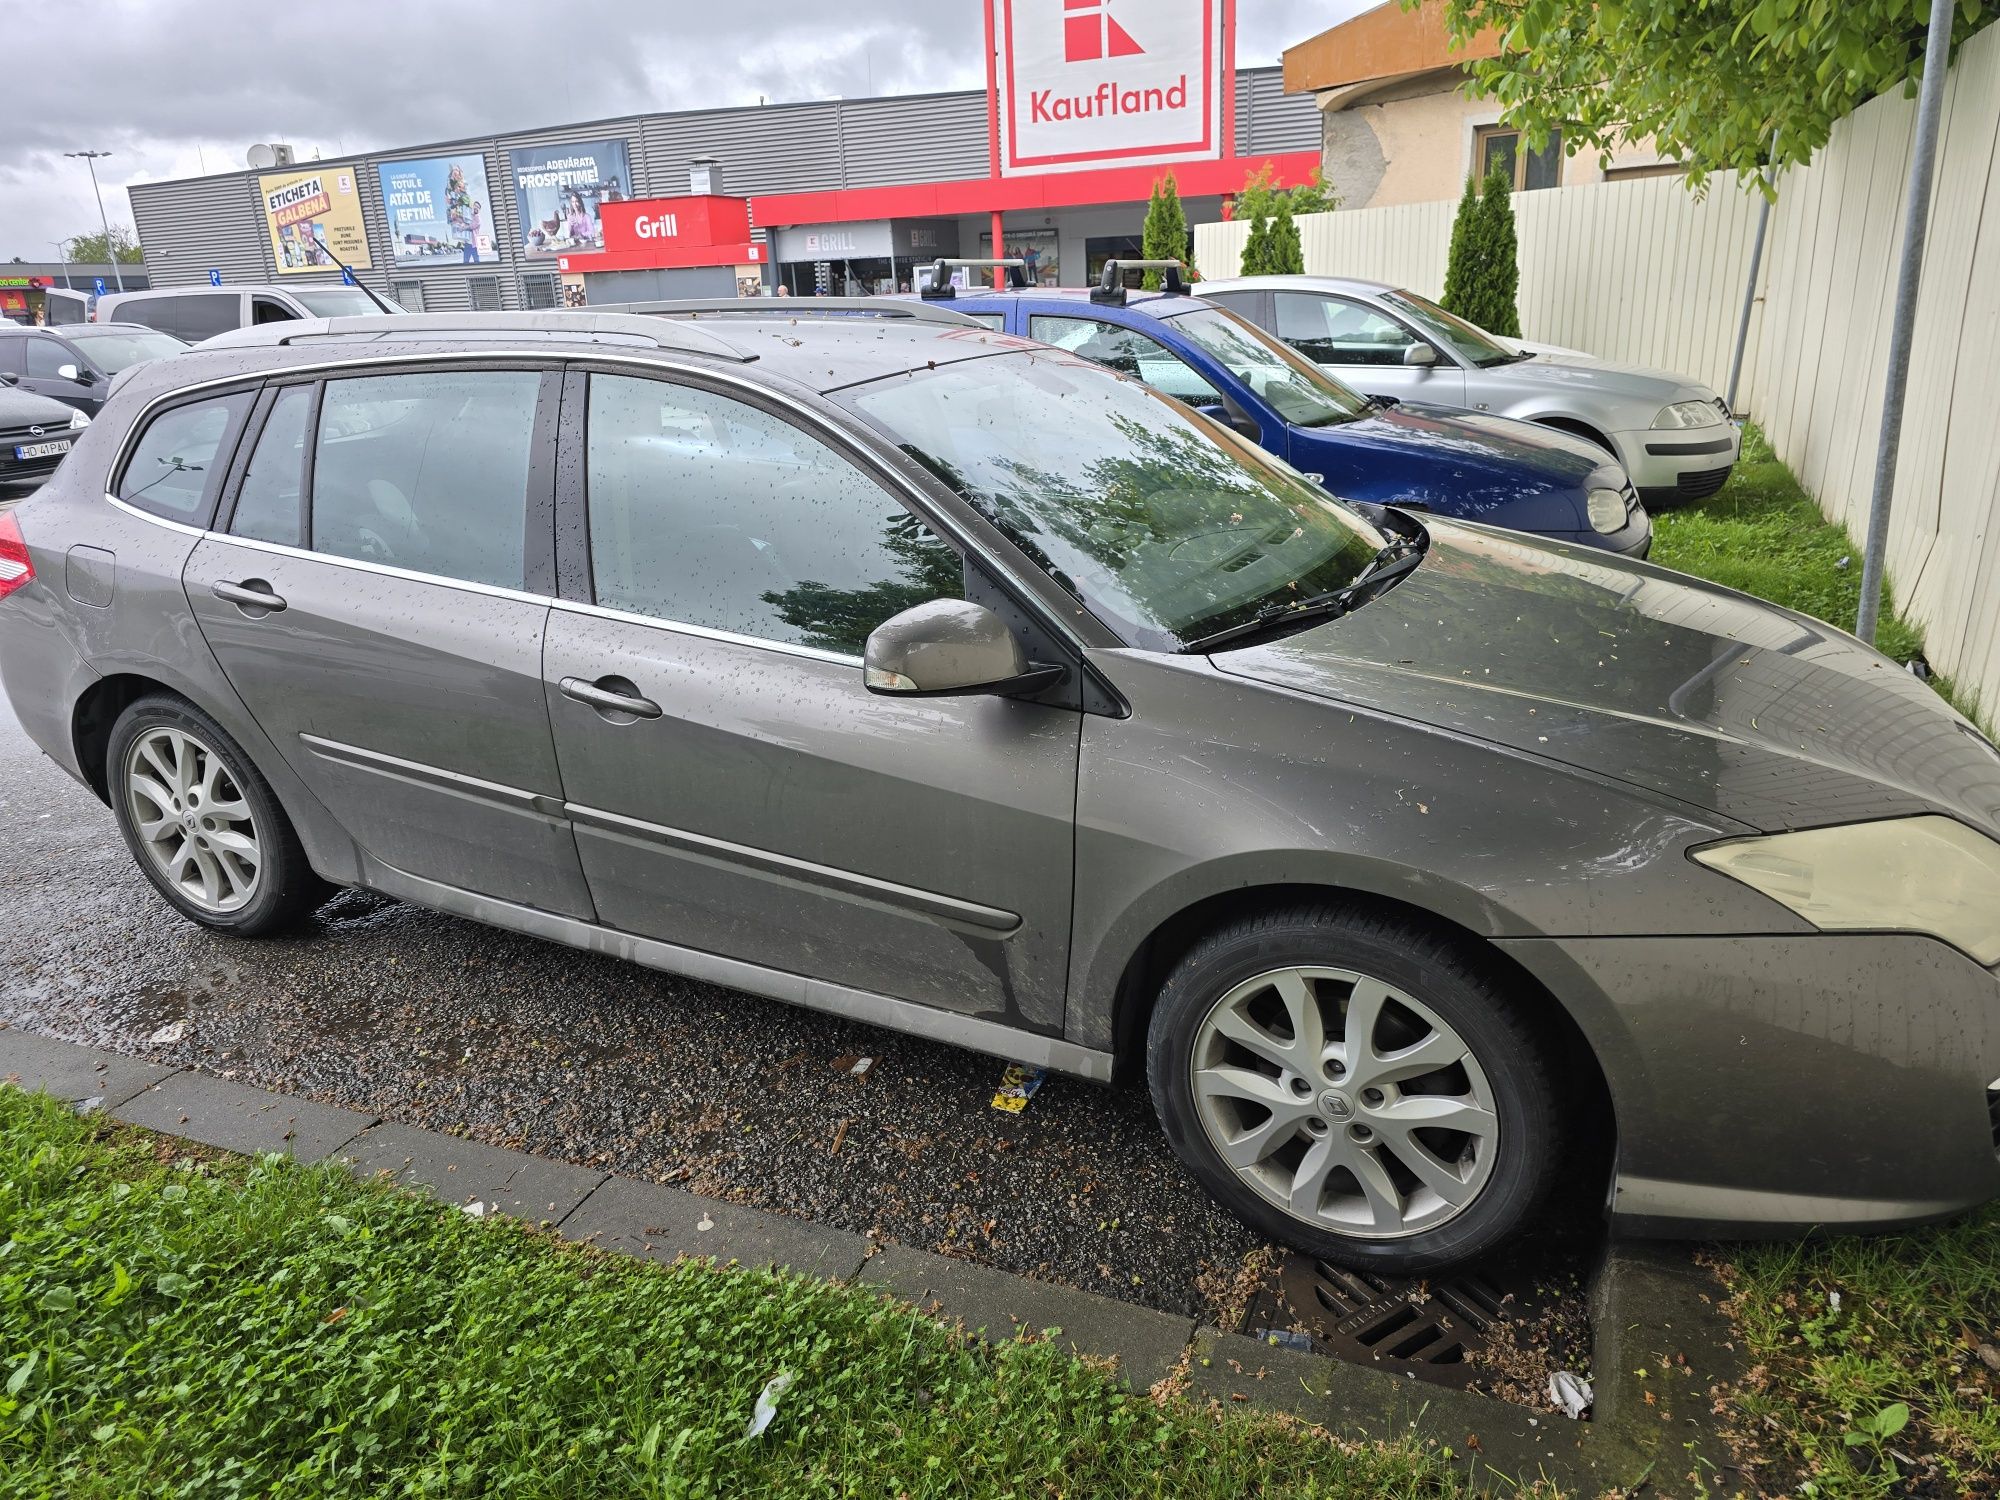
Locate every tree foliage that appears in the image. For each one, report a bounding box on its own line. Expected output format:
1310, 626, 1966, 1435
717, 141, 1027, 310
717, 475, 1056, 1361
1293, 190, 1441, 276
63, 225, 143, 264
1440, 166, 1520, 335
1234, 164, 1330, 275
1425, 0, 1997, 189
1235, 163, 1341, 223
1140, 174, 1193, 287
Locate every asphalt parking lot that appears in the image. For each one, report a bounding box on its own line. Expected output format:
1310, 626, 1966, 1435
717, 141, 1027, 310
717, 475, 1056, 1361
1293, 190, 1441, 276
0, 626, 1273, 1321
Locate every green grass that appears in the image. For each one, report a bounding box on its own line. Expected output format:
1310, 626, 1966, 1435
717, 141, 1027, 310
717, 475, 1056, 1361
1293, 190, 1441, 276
1654, 426, 2000, 1495
0, 1087, 1462, 1499
1719, 1209, 2000, 1497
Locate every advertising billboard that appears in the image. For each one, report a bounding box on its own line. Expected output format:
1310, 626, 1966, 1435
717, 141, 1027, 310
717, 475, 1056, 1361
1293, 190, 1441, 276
259, 167, 373, 274
510, 139, 632, 260
991, 0, 1231, 177
378, 155, 499, 265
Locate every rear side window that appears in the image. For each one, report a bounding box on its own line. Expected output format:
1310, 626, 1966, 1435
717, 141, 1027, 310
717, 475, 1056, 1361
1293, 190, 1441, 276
310, 370, 540, 589
123, 294, 241, 343
116, 392, 252, 524
229, 385, 313, 547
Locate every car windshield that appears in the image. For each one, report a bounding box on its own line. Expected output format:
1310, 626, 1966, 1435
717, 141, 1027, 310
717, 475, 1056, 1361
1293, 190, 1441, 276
845, 350, 1386, 652
67, 330, 187, 371
1162, 305, 1374, 428
1380, 289, 1522, 368
289, 287, 405, 318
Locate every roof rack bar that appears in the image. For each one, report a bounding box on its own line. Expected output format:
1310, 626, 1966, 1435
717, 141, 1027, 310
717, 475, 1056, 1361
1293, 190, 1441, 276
918, 258, 1029, 300
200, 310, 758, 363
1091, 259, 1188, 306
594, 296, 989, 329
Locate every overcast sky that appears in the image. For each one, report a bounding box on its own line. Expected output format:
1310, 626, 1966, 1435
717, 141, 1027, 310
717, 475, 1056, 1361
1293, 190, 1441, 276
0, 0, 1368, 262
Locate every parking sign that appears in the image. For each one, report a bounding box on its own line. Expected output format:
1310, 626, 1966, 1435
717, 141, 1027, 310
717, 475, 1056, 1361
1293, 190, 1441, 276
93, 277, 106, 296
208, 269, 222, 287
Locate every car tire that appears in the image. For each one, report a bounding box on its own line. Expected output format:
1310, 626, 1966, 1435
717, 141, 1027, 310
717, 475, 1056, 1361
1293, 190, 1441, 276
107, 694, 329, 936
1147, 902, 1563, 1275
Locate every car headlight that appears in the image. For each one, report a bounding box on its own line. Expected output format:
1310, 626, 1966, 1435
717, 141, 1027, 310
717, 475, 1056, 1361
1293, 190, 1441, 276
1651, 399, 1721, 430
68, 409, 90, 430
1692, 815, 2000, 964
1586, 487, 1627, 534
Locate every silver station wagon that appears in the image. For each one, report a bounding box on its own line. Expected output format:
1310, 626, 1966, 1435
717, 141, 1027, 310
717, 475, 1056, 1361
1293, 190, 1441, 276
2, 308, 1996, 1274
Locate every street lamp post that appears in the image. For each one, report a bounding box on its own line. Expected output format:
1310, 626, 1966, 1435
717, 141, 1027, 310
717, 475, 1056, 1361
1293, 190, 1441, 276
64, 150, 126, 294
50, 239, 72, 290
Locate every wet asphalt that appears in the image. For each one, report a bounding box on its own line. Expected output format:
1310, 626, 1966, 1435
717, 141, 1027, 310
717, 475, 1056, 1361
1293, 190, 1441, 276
0, 635, 1270, 1320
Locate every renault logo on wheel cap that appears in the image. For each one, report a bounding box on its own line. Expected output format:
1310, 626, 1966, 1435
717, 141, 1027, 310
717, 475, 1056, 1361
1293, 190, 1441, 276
1321, 1092, 1353, 1121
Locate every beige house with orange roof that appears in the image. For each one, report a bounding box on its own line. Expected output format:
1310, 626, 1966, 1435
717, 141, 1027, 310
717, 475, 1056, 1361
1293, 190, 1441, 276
1284, 0, 1678, 208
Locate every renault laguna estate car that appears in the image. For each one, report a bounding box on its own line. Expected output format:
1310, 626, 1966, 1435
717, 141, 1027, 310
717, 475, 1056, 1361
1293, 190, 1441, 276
2, 308, 1996, 1274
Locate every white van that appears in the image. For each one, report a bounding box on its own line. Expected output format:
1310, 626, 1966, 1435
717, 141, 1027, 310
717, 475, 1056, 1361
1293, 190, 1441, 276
95, 283, 401, 343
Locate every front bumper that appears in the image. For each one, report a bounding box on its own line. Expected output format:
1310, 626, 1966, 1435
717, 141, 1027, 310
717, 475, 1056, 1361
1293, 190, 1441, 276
1499, 932, 2000, 1239
1621, 422, 1741, 506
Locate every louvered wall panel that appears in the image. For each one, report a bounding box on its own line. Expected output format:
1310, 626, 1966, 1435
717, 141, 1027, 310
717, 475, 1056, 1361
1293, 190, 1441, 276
1235, 67, 1318, 156
836, 91, 991, 187
128, 175, 268, 287
640, 101, 846, 197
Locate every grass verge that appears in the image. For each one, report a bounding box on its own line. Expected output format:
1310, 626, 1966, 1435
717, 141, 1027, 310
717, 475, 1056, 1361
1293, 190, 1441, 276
1650, 424, 1988, 731
0, 1086, 1463, 1499
1653, 427, 2000, 1496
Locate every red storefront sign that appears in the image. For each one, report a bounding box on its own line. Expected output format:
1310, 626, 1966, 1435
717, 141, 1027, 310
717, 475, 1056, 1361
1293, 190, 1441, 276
560, 195, 766, 273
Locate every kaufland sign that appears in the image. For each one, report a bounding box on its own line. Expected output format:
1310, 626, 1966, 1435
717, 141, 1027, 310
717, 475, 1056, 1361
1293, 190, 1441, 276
992, 0, 1230, 177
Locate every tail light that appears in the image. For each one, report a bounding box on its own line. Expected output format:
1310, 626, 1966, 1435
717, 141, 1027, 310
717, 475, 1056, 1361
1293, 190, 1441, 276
0, 512, 33, 601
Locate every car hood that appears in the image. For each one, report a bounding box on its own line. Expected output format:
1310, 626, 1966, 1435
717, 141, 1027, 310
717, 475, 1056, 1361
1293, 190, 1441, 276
1356, 401, 1610, 486
1494, 343, 1715, 406
0, 387, 82, 425
1212, 520, 2000, 837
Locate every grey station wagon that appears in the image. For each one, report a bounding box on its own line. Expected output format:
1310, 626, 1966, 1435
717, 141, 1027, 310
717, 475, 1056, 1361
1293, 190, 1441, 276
2, 308, 1997, 1274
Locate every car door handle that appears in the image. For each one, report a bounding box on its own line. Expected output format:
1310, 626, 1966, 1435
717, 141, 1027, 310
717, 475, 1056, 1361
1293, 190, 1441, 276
211, 579, 287, 613
560, 675, 663, 721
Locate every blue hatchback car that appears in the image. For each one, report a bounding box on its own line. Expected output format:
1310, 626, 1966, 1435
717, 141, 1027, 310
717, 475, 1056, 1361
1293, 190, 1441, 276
935, 264, 1651, 557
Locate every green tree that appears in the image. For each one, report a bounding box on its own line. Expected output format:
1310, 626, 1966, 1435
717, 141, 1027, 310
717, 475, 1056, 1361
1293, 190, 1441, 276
1267, 197, 1306, 276
1472, 162, 1520, 336
1237, 211, 1276, 276
1140, 173, 1192, 287
1235, 163, 1341, 224
1422, 0, 1997, 190
1439, 173, 1483, 323
64, 225, 143, 264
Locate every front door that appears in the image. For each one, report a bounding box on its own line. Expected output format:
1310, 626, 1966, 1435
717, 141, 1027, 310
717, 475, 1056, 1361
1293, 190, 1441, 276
1271, 292, 1467, 407
543, 369, 1079, 1030
184, 365, 594, 919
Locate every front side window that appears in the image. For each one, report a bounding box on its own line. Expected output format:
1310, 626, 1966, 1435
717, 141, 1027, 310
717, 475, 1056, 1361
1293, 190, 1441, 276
586, 374, 962, 657
230, 385, 313, 548
1379, 290, 1520, 367
24, 338, 73, 378
311, 370, 540, 589
1273, 294, 1419, 367
847, 352, 1385, 653
117, 392, 252, 524
1028, 315, 1224, 407
1163, 307, 1373, 428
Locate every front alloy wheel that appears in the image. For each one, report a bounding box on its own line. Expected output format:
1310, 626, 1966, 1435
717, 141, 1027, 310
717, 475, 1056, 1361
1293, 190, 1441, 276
126, 727, 263, 913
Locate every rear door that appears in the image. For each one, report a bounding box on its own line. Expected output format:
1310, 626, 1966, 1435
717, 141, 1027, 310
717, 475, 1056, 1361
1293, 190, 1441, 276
184, 361, 594, 918
543, 366, 1080, 1029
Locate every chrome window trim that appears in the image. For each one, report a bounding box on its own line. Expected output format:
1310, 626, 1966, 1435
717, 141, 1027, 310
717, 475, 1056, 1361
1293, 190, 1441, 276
101, 346, 1092, 665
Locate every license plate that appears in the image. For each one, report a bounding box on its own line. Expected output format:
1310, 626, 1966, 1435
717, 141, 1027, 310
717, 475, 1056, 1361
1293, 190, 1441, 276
13, 440, 71, 460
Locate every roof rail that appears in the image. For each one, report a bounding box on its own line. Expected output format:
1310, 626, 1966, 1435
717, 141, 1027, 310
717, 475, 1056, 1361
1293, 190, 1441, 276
595, 296, 989, 329
917, 258, 1030, 300
1090, 259, 1189, 306
197, 311, 757, 363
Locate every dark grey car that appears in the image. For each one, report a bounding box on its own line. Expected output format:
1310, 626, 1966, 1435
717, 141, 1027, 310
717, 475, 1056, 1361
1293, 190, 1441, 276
2, 309, 1997, 1274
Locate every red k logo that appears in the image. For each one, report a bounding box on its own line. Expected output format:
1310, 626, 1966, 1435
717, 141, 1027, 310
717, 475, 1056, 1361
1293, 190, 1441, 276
1063, 0, 1144, 62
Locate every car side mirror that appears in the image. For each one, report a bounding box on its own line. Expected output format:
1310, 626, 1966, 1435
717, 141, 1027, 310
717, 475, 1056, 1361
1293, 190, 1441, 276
1402, 344, 1438, 367
1196, 402, 1261, 439
864, 599, 1066, 699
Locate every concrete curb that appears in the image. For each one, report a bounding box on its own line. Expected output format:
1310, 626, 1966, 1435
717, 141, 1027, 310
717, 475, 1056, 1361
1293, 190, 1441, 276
2, 1027, 1745, 1493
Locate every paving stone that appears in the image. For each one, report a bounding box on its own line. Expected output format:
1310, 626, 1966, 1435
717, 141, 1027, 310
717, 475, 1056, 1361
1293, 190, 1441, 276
0, 1028, 178, 1109
112, 1071, 375, 1162
558, 1174, 868, 1281
341, 1122, 607, 1225
859, 1243, 1195, 1389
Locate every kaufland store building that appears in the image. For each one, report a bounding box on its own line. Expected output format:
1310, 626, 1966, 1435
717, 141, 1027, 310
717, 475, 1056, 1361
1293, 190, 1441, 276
127, 0, 1316, 308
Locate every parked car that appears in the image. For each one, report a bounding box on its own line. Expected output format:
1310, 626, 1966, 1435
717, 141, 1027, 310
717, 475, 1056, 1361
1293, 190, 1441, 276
0, 323, 189, 416
0, 381, 90, 485
4, 307, 1997, 1274
938, 268, 1651, 557
96, 283, 402, 344
1201, 275, 1741, 510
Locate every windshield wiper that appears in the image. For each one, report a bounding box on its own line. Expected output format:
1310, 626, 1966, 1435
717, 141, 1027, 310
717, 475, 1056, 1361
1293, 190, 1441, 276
1180, 538, 1428, 654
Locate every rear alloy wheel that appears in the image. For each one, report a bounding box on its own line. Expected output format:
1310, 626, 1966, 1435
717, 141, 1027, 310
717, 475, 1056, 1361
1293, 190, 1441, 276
108, 696, 327, 936
1148, 905, 1563, 1273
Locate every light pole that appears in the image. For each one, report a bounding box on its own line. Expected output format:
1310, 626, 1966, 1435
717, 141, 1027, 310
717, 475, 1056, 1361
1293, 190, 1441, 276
64, 150, 126, 293
50, 238, 72, 290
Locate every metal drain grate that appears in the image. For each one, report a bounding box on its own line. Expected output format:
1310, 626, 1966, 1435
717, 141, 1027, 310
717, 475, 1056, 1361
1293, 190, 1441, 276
1240, 1257, 1544, 1390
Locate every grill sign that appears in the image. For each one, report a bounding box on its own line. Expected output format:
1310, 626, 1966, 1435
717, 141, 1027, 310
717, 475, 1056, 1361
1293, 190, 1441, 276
993, 0, 1228, 177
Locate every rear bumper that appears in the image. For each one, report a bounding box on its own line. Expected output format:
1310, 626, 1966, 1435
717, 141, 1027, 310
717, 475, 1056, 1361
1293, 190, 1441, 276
1498, 932, 2000, 1238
